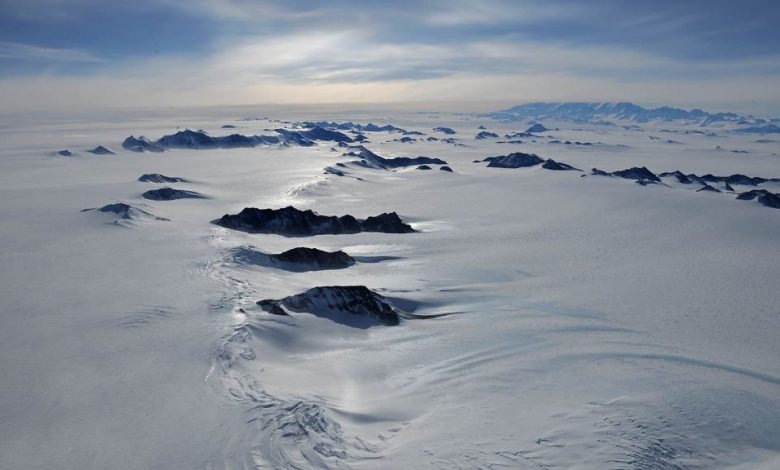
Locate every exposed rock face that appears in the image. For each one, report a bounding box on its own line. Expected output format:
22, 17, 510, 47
88, 145, 115, 155
122, 136, 164, 153
525, 123, 548, 133
142, 187, 207, 201
659, 171, 778, 186
257, 286, 401, 326
736, 189, 780, 208
697, 184, 721, 192
416, 165, 432, 170
440, 166, 454, 172
214, 206, 414, 236
271, 247, 355, 270
611, 167, 660, 182
592, 166, 660, 182
81, 203, 169, 222
57, 149, 72, 156
137, 173, 188, 183
361, 212, 415, 233
157, 130, 218, 149
147, 128, 345, 150
230, 246, 356, 272
542, 159, 580, 171
297, 126, 353, 142
484, 152, 545, 168
344, 145, 447, 169
433, 127, 456, 134
475, 131, 499, 139
659, 171, 693, 184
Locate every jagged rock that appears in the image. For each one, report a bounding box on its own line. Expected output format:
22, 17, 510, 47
484, 152, 544, 168
257, 286, 402, 326
344, 145, 446, 169
505, 132, 533, 139
298, 126, 353, 143
256, 299, 289, 316
57, 149, 72, 156
440, 166, 453, 172
214, 206, 414, 236
592, 166, 660, 182
659, 171, 693, 184
542, 159, 580, 171
272, 247, 355, 269
324, 166, 346, 176
724, 182, 735, 192
81, 203, 169, 223
361, 212, 416, 233
88, 145, 115, 155
122, 136, 164, 153
697, 184, 721, 192
398, 136, 415, 143
416, 165, 432, 170
433, 127, 456, 134
525, 123, 548, 133
612, 167, 660, 182
142, 187, 207, 201
736, 189, 780, 208
137, 173, 188, 183
724, 174, 761, 186
157, 130, 218, 149
475, 131, 499, 139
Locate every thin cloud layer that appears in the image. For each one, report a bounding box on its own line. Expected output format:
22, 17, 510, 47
0, 0, 778, 113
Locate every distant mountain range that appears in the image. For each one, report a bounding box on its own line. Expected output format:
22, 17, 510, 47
485, 102, 780, 132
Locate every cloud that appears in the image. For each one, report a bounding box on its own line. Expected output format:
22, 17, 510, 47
0, 42, 103, 63
0, 0, 779, 113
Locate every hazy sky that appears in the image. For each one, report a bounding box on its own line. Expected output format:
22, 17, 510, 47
1, 0, 779, 114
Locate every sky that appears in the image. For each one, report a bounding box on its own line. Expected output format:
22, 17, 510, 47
1, 0, 779, 114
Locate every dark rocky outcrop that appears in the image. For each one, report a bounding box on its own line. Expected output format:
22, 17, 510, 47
157, 130, 218, 149
344, 145, 447, 169
433, 127, 456, 134
416, 165, 432, 170
542, 159, 580, 171
361, 212, 416, 233
122, 136, 164, 153
214, 206, 414, 236
484, 152, 544, 168
659, 171, 694, 184
142, 187, 207, 201
81, 203, 169, 222
697, 184, 721, 193
611, 167, 660, 182
137, 173, 189, 183
88, 145, 115, 155
591, 166, 660, 182
736, 189, 780, 208
475, 131, 499, 139
525, 123, 548, 133
440, 165, 453, 172
297, 126, 353, 143
230, 245, 361, 272
57, 149, 72, 156
272, 247, 355, 269
257, 286, 402, 326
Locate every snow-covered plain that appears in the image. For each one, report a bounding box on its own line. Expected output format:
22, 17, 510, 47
1, 105, 779, 469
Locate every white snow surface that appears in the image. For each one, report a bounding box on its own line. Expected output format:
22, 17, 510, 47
1, 106, 779, 469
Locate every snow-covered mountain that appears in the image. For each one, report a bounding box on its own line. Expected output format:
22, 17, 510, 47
486, 102, 780, 129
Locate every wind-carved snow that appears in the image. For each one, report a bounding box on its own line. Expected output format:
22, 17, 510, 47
3, 105, 780, 470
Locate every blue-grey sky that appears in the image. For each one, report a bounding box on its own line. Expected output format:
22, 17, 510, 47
1, 0, 779, 113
